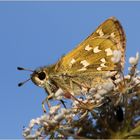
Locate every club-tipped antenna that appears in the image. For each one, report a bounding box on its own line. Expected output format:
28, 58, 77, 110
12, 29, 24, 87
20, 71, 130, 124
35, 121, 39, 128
18, 78, 31, 87
17, 67, 34, 72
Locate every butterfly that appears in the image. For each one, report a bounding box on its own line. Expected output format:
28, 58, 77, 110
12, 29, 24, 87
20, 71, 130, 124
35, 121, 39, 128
18, 17, 126, 112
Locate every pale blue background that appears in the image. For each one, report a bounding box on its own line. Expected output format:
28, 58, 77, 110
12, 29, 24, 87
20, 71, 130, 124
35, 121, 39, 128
0, 1, 140, 138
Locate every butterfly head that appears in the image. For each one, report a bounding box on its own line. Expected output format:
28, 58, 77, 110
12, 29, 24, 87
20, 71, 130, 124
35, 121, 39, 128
17, 67, 49, 87
31, 68, 49, 87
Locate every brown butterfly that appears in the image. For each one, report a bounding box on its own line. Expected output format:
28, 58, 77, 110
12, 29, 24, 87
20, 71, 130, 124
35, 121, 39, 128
18, 17, 126, 112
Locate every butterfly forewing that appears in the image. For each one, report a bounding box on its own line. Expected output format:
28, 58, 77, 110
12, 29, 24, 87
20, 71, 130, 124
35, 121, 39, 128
55, 17, 126, 74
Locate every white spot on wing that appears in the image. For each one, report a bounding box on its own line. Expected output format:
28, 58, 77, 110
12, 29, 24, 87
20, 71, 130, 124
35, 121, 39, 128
96, 29, 104, 37
110, 32, 115, 38
69, 58, 76, 67
78, 60, 89, 72
93, 46, 101, 53
97, 67, 102, 71
105, 48, 113, 56
100, 58, 106, 63
70, 58, 76, 64
100, 63, 107, 67
80, 60, 90, 67
85, 44, 92, 51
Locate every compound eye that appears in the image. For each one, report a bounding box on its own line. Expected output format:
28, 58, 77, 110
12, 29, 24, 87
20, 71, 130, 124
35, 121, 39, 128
38, 71, 46, 80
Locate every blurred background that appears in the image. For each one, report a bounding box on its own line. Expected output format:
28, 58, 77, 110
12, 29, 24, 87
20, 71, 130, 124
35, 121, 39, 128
0, 1, 140, 138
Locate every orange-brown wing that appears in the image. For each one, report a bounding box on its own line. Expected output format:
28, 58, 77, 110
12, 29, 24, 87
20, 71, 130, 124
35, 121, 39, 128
55, 17, 126, 74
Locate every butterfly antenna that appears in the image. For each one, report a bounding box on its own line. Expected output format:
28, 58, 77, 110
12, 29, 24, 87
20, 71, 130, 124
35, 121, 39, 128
17, 67, 34, 72
18, 78, 31, 87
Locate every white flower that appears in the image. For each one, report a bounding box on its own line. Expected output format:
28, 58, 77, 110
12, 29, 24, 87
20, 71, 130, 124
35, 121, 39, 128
29, 119, 39, 128
40, 114, 48, 121
129, 52, 140, 65
93, 94, 102, 100
54, 112, 65, 122
97, 89, 107, 95
96, 85, 102, 90
89, 87, 96, 94
114, 78, 122, 84
102, 81, 114, 92
132, 77, 140, 84
125, 75, 131, 80
49, 104, 61, 115
22, 128, 30, 137
47, 119, 57, 126
111, 50, 122, 63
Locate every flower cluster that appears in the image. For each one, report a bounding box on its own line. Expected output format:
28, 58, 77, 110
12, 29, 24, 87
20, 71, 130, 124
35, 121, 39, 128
23, 52, 140, 139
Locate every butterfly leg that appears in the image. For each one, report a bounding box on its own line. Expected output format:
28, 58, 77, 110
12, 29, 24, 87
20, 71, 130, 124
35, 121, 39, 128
42, 86, 54, 113
69, 79, 90, 108
42, 94, 53, 113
